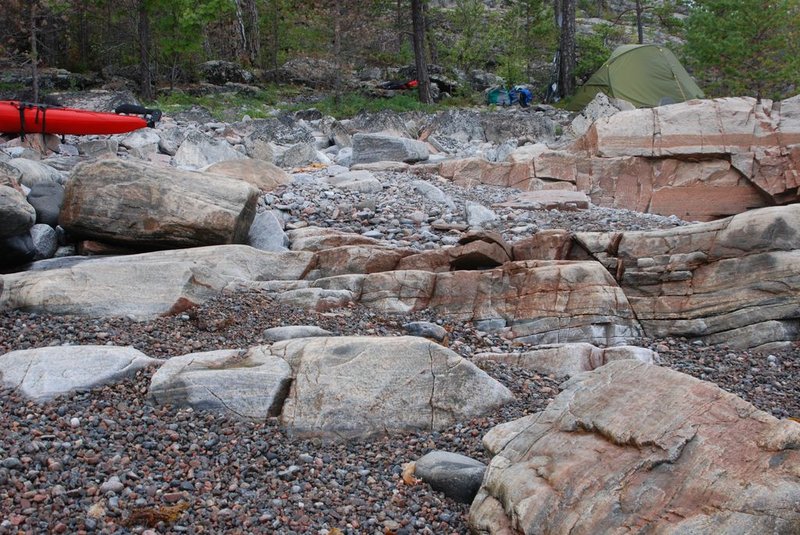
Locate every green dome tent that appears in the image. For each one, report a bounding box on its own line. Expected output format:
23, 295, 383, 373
567, 44, 704, 110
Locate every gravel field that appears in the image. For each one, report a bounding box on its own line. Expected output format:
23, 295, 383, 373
1, 171, 798, 534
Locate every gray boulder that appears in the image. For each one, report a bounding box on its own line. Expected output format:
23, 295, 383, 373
0, 345, 158, 402
248, 210, 289, 251
0, 185, 36, 238
157, 127, 186, 156
425, 110, 486, 148
30, 223, 58, 260
415, 451, 487, 504
277, 143, 329, 168
465, 202, 499, 228
26, 182, 64, 226
0, 233, 36, 268
403, 321, 448, 342
118, 128, 160, 158
149, 348, 291, 419
480, 110, 557, 144
352, 133, 429, 165
7, 158, 63, 187
345, 110, 418, 138
173, 129, 247, 169
236, 115, 316, 147
323, 170, 383, 193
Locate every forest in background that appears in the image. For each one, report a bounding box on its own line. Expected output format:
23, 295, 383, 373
1, 0, 799, 105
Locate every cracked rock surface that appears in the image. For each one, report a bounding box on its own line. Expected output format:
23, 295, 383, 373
275, 336, 513, 439
470, 360, 800, 534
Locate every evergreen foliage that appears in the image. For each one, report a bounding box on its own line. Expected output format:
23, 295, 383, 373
684, 0, 800, 100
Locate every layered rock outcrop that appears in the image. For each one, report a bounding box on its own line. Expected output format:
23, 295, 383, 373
572, 204, 800, 348
432, 97, 800, 221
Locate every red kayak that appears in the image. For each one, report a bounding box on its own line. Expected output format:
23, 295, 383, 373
0, 100, 160, 136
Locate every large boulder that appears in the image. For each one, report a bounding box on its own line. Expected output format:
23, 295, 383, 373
573, 204, 800, 348
0, 345, 158, 402
470, 360, 800, 534
277, 58, 339, 88
344, 109, 418, 139
580, 155, 766, 221
0, 245, 314, 318
352, 133, 429, 165
421, 110, 486, 153
59, 158, 259, 249
275, 336, 514, 439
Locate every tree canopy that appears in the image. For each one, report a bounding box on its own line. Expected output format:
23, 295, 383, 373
2, 1, 799, 104
684, 0, 800, 100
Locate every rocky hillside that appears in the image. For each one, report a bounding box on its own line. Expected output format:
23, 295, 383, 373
1, 90, 799, 533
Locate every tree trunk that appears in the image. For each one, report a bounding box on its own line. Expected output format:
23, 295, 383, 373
29, 1, 40, 103
138, 0, 153, 101
423, 0, 438, 66
397, 0, 405, 51
411, 0, 433, 104
245, 0, 260, 65
635, 0, 644, 44
557, 0, 575, 98
267, 0, 280, 75
233, 0, 248, 63
333, 0, 342, 105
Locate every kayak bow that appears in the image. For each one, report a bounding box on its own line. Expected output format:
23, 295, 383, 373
0, 100, 161, 136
